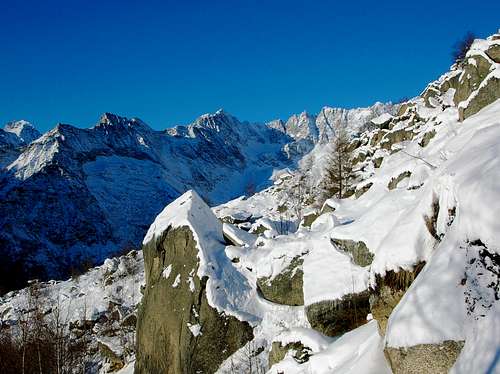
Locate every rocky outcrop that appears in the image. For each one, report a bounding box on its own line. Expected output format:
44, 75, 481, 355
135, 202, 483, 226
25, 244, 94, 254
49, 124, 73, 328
355, 182, 372, 198
98, 341, 124, 372
453, 55, 492, 105
373, 156, 384, 168
305, 291, 371, 337
388, 171, 412, 190
331, 238, 373, 267
485, 43, 500, 63
135, 193, 253, 374
380, 128, 414, 150
385, 340, 465, 374
419, 129, 436, 147
459, 74, 500, 121
268, 341, 311, 367
301, 211, 319, 227
370, 263, 425, 336
257, 255, 304, 306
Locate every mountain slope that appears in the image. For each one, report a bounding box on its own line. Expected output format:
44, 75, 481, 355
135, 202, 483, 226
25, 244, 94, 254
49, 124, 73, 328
0, 105, 391, 290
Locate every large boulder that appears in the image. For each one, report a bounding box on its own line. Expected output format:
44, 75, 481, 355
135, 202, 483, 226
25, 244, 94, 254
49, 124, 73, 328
459, 73, 500, 121
380, 128, 414, 150
257, 255, 304, 306
331, 238, 374, 267
485, 43, 500, 63
453, 54, 492, 106
268, 341, 311, 368
385, 340, 464, 374
135, 191, 253, 374
305, 291, 371, 337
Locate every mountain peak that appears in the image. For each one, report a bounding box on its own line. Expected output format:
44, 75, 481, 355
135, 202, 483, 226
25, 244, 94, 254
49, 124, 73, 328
4, 120, 40, 144
96, 113, 150, 131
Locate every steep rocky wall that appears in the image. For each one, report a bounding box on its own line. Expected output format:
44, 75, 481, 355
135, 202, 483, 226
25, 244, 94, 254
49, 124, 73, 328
135, 226, 253, 374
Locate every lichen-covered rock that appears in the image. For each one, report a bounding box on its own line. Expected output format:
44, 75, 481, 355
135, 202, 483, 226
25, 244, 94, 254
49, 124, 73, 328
268, 341, 311, 368
355, 182, 372, 198
257, 255, 304, 306
388, 171, 412, 190
384, 340, 465, 374
135, 225, 253, 374
419, 129, 436, 148
459, 74, 500, 121
373, 156, 384, 168
397, 102, 415, 117
301, 211, 319, 228
422, 85, 441, 107
331, 238, 374, 267
352, 150, 369, 165
347, 138, 361, 152
485, 43, 500, 63
380, 129, 414, 150
370, 129, 389, 146
439, 71, 461, 94
453, 54, 492, 105
320, 200, 337, 214
305, 291, 371, 336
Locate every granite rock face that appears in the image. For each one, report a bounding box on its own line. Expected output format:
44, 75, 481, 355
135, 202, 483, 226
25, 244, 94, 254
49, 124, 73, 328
135, 226, 253, 374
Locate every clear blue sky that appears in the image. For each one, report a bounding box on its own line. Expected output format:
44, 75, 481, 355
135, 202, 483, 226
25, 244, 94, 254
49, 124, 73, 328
1, 0, 499, 132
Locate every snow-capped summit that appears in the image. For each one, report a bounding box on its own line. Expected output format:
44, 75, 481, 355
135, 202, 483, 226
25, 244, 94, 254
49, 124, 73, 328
4, 119, 40, 144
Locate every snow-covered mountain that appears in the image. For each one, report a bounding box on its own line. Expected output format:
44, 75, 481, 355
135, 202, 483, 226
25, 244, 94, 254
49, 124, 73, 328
0, 120, 40, 168
0, 105, 391, 290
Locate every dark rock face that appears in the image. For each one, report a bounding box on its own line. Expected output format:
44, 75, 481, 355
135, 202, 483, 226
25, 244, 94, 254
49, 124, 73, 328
257, 255, 304, 306
135, 226, 253, 374
384, 340, 465, 374
305, 291, 371, 337
370, 263, 425, 336
0, 167, 115, 292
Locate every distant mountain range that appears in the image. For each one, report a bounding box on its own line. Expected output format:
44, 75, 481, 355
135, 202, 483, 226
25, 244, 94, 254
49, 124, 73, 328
0, 104, 392, 291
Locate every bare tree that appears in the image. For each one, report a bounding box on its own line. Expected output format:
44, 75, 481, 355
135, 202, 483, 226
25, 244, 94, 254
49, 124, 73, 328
321, 129, 355, 200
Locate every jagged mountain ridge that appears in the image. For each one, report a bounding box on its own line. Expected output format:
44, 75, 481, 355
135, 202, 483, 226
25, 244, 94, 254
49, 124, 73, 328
0, 104, 392, 290
0, 120, 41, 168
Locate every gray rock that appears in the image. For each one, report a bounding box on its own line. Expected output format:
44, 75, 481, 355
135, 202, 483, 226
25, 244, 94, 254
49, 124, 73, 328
332, 238, 374, 267
135, 226, 253, 374
257, 255, 304, 306
268, 341, 311, 368
385, 340, 465, 374
305, 291, 371, 337
388, 171, 412, 190
459, 75, 500, 121
485, 44, 500, 63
